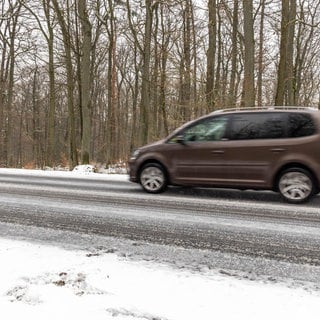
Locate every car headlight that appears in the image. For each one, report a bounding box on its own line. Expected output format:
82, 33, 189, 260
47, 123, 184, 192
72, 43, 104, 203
130, 149, 141, 160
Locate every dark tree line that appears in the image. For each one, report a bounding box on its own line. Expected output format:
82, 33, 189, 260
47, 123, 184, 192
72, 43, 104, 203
0, 0, 319, 169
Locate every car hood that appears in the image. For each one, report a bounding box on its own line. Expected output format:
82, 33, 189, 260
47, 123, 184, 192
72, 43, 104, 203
138, 139, 166, 152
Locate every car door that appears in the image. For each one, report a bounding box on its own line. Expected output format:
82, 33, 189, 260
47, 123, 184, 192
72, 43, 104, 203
166, 115, 232, 185
219, 112, 288, 188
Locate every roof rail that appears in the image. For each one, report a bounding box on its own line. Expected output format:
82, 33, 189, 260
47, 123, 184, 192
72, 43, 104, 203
211, 106, 315, 114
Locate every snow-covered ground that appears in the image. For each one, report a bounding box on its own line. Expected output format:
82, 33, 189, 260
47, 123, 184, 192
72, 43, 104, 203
1, 238, 320, 320
0, 167, 320, 319
0, 167, 129, 181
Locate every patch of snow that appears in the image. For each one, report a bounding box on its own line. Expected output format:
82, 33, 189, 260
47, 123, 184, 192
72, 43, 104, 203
72, 164, 97, 173
0, 167, 128, 181
0, 238, 320, 320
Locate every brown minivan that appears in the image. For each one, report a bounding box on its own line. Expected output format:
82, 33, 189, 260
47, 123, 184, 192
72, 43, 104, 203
129, 107, 320, 203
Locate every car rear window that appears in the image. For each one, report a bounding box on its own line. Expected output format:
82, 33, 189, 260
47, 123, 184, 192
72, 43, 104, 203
288, 113, 316, 137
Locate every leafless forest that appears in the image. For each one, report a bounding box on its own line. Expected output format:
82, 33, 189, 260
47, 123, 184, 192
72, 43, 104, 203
0, 0, 319, 169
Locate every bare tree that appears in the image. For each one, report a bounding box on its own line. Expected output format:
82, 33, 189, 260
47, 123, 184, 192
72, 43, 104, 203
206, 0, 217, 110
139, 0, 153, 145
0, 1, 22, 166
78, 0, 92, 164
275, 0, 297, 106
257, 0, 266, 106
242, 0, 255, 107
51, 0, 78, 168
179, 0, 192, 120
229, 0, 239, 107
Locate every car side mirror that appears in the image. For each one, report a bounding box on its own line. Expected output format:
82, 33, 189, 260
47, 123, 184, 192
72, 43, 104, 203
176, 135, 185, 144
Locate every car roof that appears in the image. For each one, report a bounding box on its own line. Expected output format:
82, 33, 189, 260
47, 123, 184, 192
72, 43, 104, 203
210, 106, 319, 115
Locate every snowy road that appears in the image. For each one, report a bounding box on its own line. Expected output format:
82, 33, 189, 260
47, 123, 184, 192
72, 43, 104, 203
1, 170, 320, 268
2, 170, 320, 319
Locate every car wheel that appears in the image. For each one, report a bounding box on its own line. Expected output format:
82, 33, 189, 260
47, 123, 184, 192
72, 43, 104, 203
139, 163, 167, 193
278, 168, 315, 203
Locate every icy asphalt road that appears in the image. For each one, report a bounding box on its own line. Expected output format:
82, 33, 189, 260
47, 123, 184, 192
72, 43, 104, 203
1, 170, 320, 285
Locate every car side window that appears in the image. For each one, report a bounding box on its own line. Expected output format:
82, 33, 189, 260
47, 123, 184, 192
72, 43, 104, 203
230, 113, 286, 140
288, 113, 316, 137
182, 117, 229, 142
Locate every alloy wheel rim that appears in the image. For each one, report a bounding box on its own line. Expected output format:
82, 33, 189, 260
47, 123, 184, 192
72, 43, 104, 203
141, 167, 165, 192
279, 172, 312, 201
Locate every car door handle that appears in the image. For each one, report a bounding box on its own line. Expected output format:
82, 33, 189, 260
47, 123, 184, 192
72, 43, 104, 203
270, 148, 286, 153
211, 150, 225, 154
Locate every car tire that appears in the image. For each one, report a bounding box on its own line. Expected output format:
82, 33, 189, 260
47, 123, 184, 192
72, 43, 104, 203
139, 163, 168, 193
277, 167, 315, 203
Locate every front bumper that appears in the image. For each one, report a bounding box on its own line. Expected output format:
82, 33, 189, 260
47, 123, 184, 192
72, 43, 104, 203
128, 159, 139, 183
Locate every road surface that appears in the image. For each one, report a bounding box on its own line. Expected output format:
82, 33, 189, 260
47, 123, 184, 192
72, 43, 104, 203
0, 171, 320, 268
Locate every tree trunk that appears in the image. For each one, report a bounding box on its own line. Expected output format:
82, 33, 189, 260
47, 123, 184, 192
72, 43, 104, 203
242, 0, 255, 108
44, 0, 57, 167
159, 4, 169, 136
5, 3, 22, 167
206, 0, 217, 110
286, 0, 296, 105
229, 0, 239, 107
180, 0, 192, 121
139, 0, 153, 145
257, 0, 265, 106
78, 0, 92, 164
275, 0, 296, 106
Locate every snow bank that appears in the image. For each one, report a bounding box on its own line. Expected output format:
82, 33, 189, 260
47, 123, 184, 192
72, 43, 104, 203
0, 167, 128, 181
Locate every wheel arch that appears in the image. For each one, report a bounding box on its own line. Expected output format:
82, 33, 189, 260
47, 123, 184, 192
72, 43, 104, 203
137, 159, 171, 184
